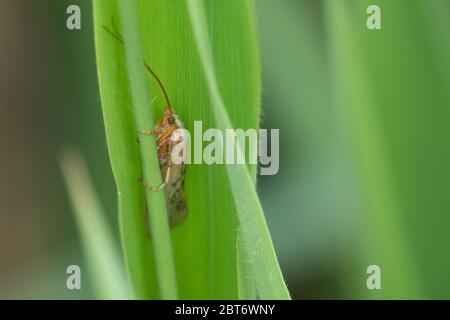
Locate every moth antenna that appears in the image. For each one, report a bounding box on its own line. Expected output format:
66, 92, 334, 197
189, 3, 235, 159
144, 62, 171, 108
103, 16, 172, 108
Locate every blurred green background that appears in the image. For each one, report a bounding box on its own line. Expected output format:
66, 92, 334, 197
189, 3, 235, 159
1, 0, 450, 299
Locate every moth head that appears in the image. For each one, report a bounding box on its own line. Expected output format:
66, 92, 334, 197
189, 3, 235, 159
159, 107, 182, 130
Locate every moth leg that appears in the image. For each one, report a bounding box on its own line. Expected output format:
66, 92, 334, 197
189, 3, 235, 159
142, 166, 172, 191
137, 128, 159, 144
137, 128, 159, 135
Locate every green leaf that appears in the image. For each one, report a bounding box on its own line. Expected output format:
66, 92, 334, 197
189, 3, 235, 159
236, 231, 256, 299
93, 0, 287, 299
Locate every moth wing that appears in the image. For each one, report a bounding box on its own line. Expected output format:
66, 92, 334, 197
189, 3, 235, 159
165, 163, 187, 227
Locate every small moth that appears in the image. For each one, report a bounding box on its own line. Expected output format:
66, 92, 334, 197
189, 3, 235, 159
104, 21, 187, 227
138, 64, 188, 227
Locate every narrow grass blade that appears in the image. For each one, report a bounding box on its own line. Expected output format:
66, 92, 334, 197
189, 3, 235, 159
59, 147, 128, 299
236, 231, 256, 299
93, 0, 158, 299
117, 0, 179, 300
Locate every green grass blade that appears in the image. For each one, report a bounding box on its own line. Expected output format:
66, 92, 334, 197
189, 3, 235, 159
186, 0, 290, 300
137, 0, 263, 299
118, 0, 178, 300
93, 0, 158, 299
94, 0, 271, 299
59, 148, 128, 299
236, 231, 256, 299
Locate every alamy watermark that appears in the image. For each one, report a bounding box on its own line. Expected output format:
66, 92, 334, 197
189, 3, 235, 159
168, 121, 279, 176
66, 5, 81, 30
66, 265, 81, 290
367, 5, 381, 30
366, 265, 381, 290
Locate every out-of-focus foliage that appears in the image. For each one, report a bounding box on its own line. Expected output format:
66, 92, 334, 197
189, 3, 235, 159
257, 0, 450, 299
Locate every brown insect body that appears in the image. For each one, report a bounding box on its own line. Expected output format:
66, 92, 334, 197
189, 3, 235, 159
153, 107, 187, 227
